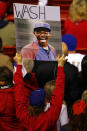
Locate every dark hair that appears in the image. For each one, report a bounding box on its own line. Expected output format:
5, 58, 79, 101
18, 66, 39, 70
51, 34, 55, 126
81, 55, 87, 77
0, 66, 13, 85
0, 38, 2, 52
28, 104, 45, 117
69, 108, 87, 131
69, 100, 87, 131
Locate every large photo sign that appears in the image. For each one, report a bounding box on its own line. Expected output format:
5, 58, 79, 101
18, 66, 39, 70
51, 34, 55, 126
13, 3, 62, 61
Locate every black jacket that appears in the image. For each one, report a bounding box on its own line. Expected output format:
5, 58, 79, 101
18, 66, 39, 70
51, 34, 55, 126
32, 60, 79, 107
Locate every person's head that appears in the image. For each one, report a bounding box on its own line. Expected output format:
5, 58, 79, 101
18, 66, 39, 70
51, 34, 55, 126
29, 80, 56, 116
62, 34, 77, 52
0, 66, 13, 86
82, 90, 87, 105
44, 80, 55, 101
29, 88, 46, 116
62, 42, 68, 56
33, 22, 51, 47
81, 55, 87, 76
23, 59, 34, 73
69, 0, 87, 22
0, 38, 3, 52
69, 100, 87, 131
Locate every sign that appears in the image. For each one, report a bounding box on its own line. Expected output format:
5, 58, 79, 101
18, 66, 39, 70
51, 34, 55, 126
13, 3, 60, 21
14, 3, 62, 61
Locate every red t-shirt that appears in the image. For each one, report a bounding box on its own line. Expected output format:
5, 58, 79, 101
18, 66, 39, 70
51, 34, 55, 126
14, 65, 65, 131
64, 18, 87, 50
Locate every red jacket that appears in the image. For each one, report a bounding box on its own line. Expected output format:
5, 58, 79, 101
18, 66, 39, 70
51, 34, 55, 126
64, 18, 87, 50
0, 66, 38, 130
14, 65, 65, 131
0, 85, 25, 130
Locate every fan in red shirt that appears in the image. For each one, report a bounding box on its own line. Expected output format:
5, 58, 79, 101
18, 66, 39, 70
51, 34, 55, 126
0, 58, 38, 131
14, 53, 65, 131
0, 66, 25, 130
64, 0, 87, 50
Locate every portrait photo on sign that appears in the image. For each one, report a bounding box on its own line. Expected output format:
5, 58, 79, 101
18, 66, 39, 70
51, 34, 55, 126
13, 3, 62, 61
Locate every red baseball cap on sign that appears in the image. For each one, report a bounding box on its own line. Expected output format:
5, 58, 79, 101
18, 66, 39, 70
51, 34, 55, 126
0, 1, 7, 18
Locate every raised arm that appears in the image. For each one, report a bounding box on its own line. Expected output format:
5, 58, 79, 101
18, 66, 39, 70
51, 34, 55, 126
14, 53, 30, 124
44, 55, 66, 127
14, 53, 66, 130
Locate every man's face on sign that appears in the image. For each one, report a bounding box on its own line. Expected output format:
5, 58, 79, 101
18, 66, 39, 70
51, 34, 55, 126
34, 29, 51, 47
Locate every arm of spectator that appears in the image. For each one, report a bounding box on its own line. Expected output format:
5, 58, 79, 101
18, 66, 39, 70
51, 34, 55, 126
43, 55, 66, 127
14, 53, 30, 124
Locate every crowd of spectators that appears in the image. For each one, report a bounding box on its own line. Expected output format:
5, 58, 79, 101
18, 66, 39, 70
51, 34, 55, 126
0, 0, 87, 131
